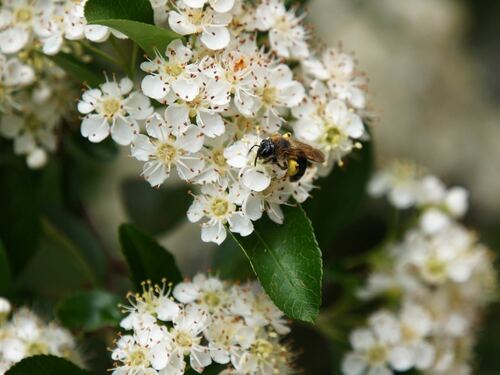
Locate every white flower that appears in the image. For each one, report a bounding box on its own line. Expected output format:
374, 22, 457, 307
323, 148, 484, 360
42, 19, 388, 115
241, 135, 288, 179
294, 97, 364, 166
303, 47, 367, 109
0, 0, 41, 54
367, 161, 423, 209
130, 112, 205, 187
187, 182, 253, 244
183, 0, 235, 13
151, 0, 170, 26
169, 4, 232, 50
252, 64, 305, 133
0, 55, 34, 111
140, 39, 201, 102
254, 0, 309, 59
173, 273, 229, 313
242, 180, 291, 224
79, 77, 153, 145
168, 305, 212, 373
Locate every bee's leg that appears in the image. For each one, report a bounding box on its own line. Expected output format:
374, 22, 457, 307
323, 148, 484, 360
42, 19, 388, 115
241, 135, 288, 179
289, 158, 308, 182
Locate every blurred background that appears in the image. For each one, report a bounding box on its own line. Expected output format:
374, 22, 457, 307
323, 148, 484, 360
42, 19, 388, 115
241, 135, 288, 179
24, 0, 499, 373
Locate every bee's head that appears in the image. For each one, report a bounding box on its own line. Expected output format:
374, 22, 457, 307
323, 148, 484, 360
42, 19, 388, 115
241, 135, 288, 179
252, 139, 275, 166
257, 139, 275, 158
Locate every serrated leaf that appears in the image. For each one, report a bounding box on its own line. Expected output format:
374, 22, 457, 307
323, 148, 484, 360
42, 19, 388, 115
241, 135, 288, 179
305, 140, 373, 248
84, 0, 154, 24
231, 206, 322, 323
46, 52, 102, 87
57, 290, 121, 331
121, 179, 190, 235
5, 355, 89, 375
84, 0, 178, 56
119, 224, 183, 289
0, 240, 12, 295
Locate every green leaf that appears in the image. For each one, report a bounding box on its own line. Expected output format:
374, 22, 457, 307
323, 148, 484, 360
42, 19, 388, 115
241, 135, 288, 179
0, 165, 40, 276
121, 179, 190, 235
0, 240, 12, 296
57, 290, 121, 331
85, 0, 178, 56
46, 52, 102, 87
119, 224, 183, 289
305, 140, 373, 248
212, 235, 254, 281
72, 135, 119, 162
43, 207, 107, 284
84, 0, 154, 24
6, 355, 89, 375
231, 206, 322, 323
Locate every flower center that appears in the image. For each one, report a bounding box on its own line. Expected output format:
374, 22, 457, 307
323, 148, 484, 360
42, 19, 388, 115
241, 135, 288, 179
212, 149, 226, 167
211, 198, 229, 217
175, 331, 193, 349
275, 15, 291, 32
423, 257, 447, 282
27, 341, 49, 356
15, 8, 32, 23
401, 324, 417, 343
365, 344, 387, 365
323, 126, 346, 147
156, 143, 177, 164
251, 339, 274, 360
128, 348, 150, 367
163, 63, 184, 77
101, 98, 121, 118
233, 57, 247, 72
261, 86, 278, 107
201, 291, 221, 308
25, 114, 40, 133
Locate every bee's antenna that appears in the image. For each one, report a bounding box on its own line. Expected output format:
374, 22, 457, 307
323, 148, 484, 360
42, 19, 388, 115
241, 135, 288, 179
248, 144, 259, 166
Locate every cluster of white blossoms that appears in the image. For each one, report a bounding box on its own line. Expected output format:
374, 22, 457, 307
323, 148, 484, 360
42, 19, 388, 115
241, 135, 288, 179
111, 274, 293, 375
79, 0, 371, 244
0, 297, 83, 374
341, 162, 497, 375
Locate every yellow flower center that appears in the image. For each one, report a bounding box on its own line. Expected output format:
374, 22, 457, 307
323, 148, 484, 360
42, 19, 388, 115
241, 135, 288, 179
163, 63, 184, 77
211, 198, 229, 217
156, 143, 177, 164
15, 8, 32, 23
423, 257, 447, 282
27, 341, 49, 356
401, 324, 417, 343
101, 98, 121, 118
261, 86, 278, 107
128, 348, 149, 367
233, 57, 247, 72
175, 331, 193, 349
201, 291, 221, 308
251, 339, 274, 360
25, 114, 40, 133
212, 149, 226, 167
366, 345, 387, 364
323, 126, 345, 147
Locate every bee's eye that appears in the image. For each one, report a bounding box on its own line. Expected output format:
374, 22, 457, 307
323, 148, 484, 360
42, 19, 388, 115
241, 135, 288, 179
258, 141, 274, 158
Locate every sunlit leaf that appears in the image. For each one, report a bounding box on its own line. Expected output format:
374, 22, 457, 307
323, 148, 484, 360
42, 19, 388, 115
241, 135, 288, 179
231, 206, 322, 323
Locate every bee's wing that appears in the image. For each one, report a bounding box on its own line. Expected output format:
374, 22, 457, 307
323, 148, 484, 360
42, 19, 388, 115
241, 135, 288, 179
289, 139, 325, 163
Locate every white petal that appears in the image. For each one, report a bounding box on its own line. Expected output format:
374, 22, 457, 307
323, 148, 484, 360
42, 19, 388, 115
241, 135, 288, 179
27, 148, 48, 169
197, 111, 225, 138
279, 82, 305, 108
190, 348, 212, 372
187, 198, 204, 223
244, 194, 263, 221
0, 115, 23, 138
341, 353, 366, 375
172, 78, 200, 101
84, 25, 110, 42
201, 26, 230, 50
173, 282, 199, 303
350, 329, 375, 350
241, 168, 271, 192
156, 298, 180, 321
168, 11, 197, 35
228, 212, 253, 236
201, 222, 226, 244
125, 92, 153, 120
183, 0, 205, 8
345, 113, 365, 138
176, 125, 204, 153
111, 117, 139, 145
389, 346, 413, 372
210, 0, 235, 13
0, 27, 29, 54
131, 134, 156, 161
81, 115, 110, 143
142, 74, 169, 100
143, 160, 169, 187
165, 104, 191, 133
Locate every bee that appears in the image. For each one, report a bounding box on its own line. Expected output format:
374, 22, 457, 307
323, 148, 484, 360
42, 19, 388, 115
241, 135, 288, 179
253, 134, 325, 182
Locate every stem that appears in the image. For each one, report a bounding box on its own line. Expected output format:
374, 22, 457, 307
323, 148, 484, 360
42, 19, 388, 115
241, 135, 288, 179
80, 41, 123, 71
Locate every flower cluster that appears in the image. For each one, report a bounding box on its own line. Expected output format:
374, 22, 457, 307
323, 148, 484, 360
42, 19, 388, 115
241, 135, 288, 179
111, 274, 294, 374
341, 162, 497, 375
79, 0, 371, 244
0, 297, 83, 374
